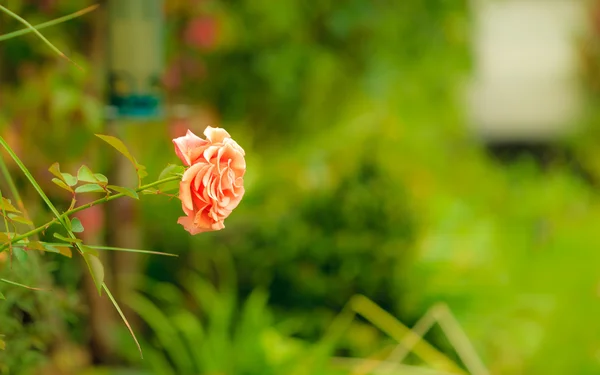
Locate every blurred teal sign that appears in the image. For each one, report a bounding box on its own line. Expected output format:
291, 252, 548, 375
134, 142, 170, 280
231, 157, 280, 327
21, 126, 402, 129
107, 0, 164, 120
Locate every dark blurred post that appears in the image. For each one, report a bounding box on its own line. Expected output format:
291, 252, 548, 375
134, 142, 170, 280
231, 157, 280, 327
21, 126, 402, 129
106, 0, 164, 329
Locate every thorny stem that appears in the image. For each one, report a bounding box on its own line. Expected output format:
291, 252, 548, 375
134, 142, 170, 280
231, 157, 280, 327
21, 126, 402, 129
0, 175, 180, 251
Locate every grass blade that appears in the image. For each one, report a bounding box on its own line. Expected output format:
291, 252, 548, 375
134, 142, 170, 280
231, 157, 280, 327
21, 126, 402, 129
103, 283, 143, 359
0, 4, 99, 42
92, 245, 177, 257
38, 242, 178, 257
0, 4, 82, 70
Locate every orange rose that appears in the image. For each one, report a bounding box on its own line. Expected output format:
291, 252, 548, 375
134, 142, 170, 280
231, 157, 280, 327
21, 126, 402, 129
173, 126, 245, 234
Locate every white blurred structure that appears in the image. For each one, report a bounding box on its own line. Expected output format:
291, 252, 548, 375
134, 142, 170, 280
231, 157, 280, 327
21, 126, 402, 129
467, 0, 587, 142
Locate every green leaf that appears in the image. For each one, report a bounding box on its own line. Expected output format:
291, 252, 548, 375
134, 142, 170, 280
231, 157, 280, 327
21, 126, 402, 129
159, 181, 180, 193
0, 337, 5, 350
49, 163, 77, 187
7, 213, 33, 226
137, 164, 148, 179
75, 184, 105, 193
80, 245, 99, 257
52, 178, 73, 192
53, 233, 82, 244
26, 241, 46, 251
41, 243, 59, 253
84, 253, 104, 294
48, 162, 63, 180
61, 173, 78, 186
0, 232, 17, 242
95, 134, 146, 182
7, 214, 32, 226
42, 242, 72, 258
70, 217, 84, 233
0, 197, 19, 213
12, 247, 27, 263
95, 134, 137, 168
159, 164, 185, 180
0, 292, 4, 300
94, 173, 108, 184
108, 185, 139, 200
77, 165, 97, 183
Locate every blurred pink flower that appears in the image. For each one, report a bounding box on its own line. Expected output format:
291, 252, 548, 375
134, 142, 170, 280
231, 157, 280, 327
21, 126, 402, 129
184, 17, 218, 50
162, 57, 206, 91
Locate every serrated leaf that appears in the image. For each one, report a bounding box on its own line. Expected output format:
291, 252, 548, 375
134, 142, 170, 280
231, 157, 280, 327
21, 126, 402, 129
0, 197, 20, 213
70, 217, 84, 233
84, 253, 104, 294
107, 185, 139, 200
159, 164, 185, 180
61, 172, 78, 186
53, 233, 82, 244
52, 178, 73, 192
75, 184, 105, 193
94, 173, 108, 184
7, 213, 32, 226
13, 247, 27, 263
77, 165, 97, 183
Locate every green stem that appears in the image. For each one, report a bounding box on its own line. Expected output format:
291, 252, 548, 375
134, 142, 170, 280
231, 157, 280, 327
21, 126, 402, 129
0, 175, 180, 251
69, 175, 180, 217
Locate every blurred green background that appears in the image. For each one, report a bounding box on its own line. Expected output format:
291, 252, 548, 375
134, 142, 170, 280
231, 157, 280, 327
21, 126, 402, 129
2, 0, 600, 374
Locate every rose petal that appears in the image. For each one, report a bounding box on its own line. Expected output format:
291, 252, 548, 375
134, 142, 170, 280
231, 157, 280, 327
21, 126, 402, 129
204, 126, 231, 143
173, 130, 209, 166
